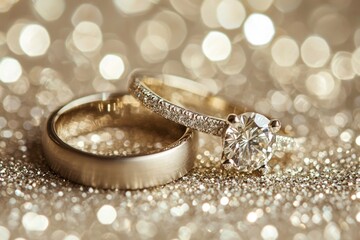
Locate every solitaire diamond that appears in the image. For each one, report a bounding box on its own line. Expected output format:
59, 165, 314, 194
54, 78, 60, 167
222, 112, 281, 172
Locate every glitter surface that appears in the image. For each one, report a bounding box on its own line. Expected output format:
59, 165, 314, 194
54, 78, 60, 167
0, 1, 359, 239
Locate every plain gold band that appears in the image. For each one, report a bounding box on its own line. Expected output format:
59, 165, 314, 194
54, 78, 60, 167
42, 92, 197, 189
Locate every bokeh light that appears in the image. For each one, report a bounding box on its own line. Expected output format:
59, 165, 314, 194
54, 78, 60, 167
63, 235, 80, 240
306, 71, 335, 97
136, 20, 169, 62
113, 0, 153, 15
97, 205, 117, 225
247, 0, 273, 12
261, 225, 279, 240
169, 0, 201, 21
351, 47, 360, 75
216, 0, 246, 30
0, 0, 18, 13
301, 36, 330, 68
22, 212, 49, 232
244, 13, 275, 46
33, 0, 65, 21
293, 95, 311, 113
139, 35, 169, 63
135, 10, 187, 63
0, 57, 22, 83
153, 10, 187, 50
201, 0, 221, 28
0, 226, 10, 240
99, 54, 125, 80
182, 43, 205, 69
217, 45, 246, 75
275, 0, 302, 13
72, 3, 103, 27
202, 31, 231, 61
6, 22, 27, 55
3, 95, 21, 113
271, 91, 291, 112
331, 51, 355, 80
72, 21, 102, 52
19, 24, 50, 57
0, 1, 359, 240
271, 37, 299, 67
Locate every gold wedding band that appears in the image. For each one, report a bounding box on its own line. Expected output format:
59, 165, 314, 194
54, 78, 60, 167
129, 70, 298, 173
42, 92, 197, 189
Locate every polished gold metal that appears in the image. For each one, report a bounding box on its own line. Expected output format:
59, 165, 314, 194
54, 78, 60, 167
128, 70, 299, 172
128, 70, 296, 148
42, 92, 197, 189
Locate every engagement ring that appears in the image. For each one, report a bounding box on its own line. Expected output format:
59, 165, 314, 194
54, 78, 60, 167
129, 71, 298, 173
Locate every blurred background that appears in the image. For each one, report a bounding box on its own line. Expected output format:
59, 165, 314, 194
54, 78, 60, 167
0, 0, 359, 239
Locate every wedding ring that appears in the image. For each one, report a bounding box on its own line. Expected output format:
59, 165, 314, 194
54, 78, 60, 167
129, 70, 298, 173
42, 92, 197, 189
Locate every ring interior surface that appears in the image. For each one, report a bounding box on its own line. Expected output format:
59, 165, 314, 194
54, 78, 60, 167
42, 92, 197, 189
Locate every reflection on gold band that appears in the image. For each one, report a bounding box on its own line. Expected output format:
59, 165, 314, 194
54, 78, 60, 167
42, 92, 197, 189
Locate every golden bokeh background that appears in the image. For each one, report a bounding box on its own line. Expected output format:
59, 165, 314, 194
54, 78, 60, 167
0, 0, 359, 239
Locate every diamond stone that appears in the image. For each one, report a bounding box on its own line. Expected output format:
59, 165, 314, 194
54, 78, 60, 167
222, 112, 278, 172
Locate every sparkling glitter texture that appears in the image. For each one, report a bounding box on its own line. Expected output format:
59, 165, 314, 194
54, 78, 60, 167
0, 1, 359, 239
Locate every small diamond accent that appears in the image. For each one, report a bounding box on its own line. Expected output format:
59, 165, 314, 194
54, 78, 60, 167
129, 78, 227, 136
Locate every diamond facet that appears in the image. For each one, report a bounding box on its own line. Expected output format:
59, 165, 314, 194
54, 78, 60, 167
222, 112, 278, 172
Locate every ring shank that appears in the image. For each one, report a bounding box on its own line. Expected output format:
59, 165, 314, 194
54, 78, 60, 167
129, 71, 298, 151
42, 92, 197, 189
129, 72, 229, 136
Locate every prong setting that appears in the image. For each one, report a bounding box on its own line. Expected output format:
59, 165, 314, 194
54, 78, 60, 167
226, 113, 240, 124
222, 159, 235, 170
269, 119, 281, 133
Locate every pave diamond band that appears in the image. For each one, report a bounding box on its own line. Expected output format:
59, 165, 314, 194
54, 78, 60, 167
129, 73, 228, 137
129, 70, 299, 172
